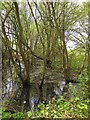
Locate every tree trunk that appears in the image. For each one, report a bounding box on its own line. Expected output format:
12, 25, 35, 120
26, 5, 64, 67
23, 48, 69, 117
19, 80, 31, 111
13, 2, 30, 81
61, 3, 71, 83
39, 61, 45, 102
88, 2, 90, 117
39, 46, 46, 102
79, 47, 87, 75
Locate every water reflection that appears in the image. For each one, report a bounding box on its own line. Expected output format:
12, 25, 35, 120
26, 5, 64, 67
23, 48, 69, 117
3, 75, 78, 111
29, 80, 66, 109
2, 77, 20, 101
3, 78, 66, 107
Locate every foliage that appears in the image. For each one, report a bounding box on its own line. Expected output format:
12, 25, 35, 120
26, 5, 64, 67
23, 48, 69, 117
1, 1, 89, 120
69, 49, 87, 71
33, 96, 89, 118
1, 108, 28, 120
69, 69, 88, 99
2, 96, 89, 119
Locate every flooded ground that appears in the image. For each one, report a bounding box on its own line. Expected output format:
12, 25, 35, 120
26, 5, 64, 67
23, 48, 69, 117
2, 60, 77, 111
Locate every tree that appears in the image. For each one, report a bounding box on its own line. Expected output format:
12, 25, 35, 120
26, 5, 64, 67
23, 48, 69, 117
1, 1, 88, 112
1, 2, 31, 110
88, 1, 90, 117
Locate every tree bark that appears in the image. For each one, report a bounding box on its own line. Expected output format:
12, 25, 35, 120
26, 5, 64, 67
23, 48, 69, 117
79, 46, 87, 75
13, 2, 31, 111
61, 3, 71, 83
19, 80, 31, 111
88, 2, 90, 117
13, 2, 30, 81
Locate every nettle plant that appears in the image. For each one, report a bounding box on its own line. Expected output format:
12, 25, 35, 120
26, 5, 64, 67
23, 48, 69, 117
1, 96, 89, 119
33, 96, 89, 118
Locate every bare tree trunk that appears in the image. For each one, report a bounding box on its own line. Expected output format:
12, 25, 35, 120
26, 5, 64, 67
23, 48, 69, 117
61, 3, 71, 83
46, 35, 51, 69
19, 80, 31, 111
79, 46, 87, 75
13, 2, 30, 81
88, 2, 90, 117
39, 46, 46, 102
13, 2, 31, 111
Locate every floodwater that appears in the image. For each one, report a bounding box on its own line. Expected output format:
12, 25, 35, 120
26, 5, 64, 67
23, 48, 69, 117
2, 64, 77, 110
2, 76, 66, 108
